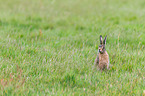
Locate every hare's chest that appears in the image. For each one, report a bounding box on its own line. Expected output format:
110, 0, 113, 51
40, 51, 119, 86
99, 53, 109, 63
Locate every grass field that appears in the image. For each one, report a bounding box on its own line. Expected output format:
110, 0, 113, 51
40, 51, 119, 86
0, 0, 145, 95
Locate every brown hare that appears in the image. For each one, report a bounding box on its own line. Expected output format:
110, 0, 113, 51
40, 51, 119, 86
95, 35, 109, 70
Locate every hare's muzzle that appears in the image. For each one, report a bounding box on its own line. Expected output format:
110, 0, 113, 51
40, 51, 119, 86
99, 49, 103, 53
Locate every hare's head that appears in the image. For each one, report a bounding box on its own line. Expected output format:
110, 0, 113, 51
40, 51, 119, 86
98, 35, 107, 54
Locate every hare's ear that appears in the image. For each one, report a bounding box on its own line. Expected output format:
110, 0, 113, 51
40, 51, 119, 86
100, 35, 103, 44
103, 35, 107, 44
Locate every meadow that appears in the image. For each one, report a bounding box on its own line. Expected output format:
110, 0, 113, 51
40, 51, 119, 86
0, 0, 145, 95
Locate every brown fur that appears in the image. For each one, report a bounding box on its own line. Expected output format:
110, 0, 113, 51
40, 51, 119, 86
94, 35, 109, 70
98, 51, 109, 70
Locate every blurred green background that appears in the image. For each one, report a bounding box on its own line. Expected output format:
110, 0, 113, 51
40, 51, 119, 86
0, 0, 145, 95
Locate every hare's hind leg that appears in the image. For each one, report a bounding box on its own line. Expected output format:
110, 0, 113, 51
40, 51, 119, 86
93, 55, 99, 71
94, 55, 99, 66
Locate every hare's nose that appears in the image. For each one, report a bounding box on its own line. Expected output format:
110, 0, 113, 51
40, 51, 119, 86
99, 49, 101, 52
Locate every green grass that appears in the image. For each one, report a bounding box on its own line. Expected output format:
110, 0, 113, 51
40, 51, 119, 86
0, 0, 145, 95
